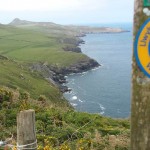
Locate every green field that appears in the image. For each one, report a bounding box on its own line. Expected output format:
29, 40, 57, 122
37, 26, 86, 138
0, 24, 88, 67
0, 22, 90, 104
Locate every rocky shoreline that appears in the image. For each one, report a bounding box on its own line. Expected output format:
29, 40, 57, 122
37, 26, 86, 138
31, 38, 100, 92
31, 57, 100, 93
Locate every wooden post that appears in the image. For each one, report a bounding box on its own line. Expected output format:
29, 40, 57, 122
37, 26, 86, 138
17, 109, 37, 150
131, 0, 150, 149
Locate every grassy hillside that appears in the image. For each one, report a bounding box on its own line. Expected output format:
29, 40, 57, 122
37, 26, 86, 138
0, 56, 69, 107
0, 87, 130, 150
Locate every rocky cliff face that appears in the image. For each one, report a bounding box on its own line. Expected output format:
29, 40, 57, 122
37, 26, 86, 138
31, 58, 100, 92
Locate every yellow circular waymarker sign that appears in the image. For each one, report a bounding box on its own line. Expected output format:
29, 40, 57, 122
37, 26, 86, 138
135, 18, 150, 78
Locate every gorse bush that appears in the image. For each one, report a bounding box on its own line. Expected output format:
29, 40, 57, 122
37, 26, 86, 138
0, 88, 13, 105
0, 87, 130, 150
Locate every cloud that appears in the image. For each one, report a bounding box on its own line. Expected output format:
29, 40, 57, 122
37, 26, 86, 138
0, 0, 81, 11
0, 0, 107, 11
0, 0, 134, 24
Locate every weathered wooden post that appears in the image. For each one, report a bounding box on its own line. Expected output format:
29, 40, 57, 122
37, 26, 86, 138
17, 109, 37, 150
131, 0, 150, 149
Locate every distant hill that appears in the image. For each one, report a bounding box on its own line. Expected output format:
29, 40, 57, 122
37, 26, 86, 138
9, 18, 61, 27
9, 18, 34, 25
9, 18, 128, 34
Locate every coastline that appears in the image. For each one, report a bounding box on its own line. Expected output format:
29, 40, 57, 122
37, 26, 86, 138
62, 29, 131, 117
29, 25, 129, 94
30, 36, 100, 92
8, 19, 129, 93
31, 29, 129, 93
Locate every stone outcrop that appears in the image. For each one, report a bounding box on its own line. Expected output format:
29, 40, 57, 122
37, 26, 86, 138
63, 46, 81, 53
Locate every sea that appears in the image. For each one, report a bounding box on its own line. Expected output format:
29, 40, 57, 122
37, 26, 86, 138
63, 23, 133, 118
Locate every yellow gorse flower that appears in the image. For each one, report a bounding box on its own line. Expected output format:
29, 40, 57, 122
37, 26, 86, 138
12, 146, 17, 150
43, 145, 52, 150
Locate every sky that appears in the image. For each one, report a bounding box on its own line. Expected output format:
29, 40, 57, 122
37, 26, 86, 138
0, 0, 134, 25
